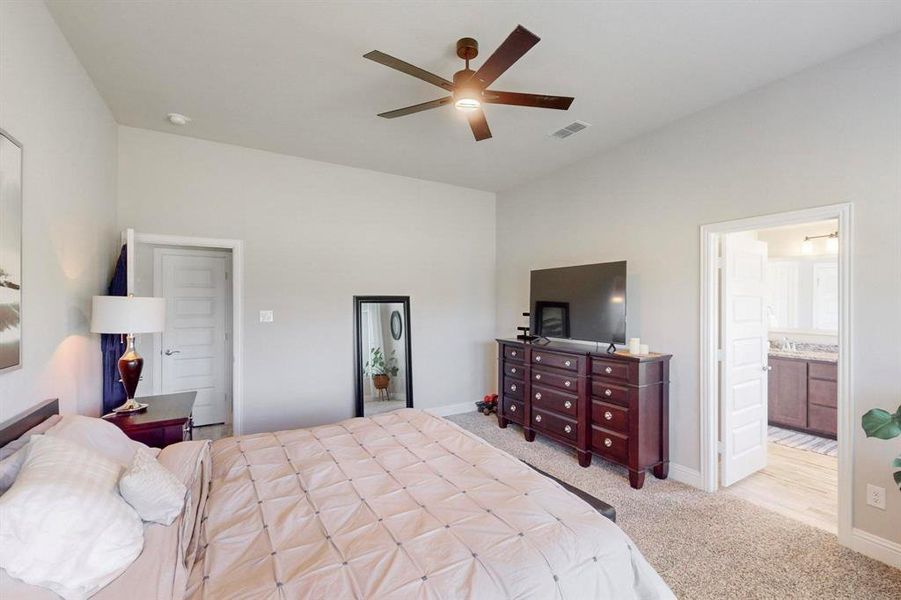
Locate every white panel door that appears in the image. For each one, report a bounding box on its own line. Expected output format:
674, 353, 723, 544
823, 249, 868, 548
159, 251, 229, 426
720, 234, 769, 487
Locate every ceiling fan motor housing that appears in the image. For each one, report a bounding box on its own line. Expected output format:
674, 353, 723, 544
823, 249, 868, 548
456, 37, 479, 60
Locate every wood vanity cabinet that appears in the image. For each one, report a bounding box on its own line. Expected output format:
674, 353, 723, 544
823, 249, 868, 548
767, 356, 836, 438
496, 339, 671, 489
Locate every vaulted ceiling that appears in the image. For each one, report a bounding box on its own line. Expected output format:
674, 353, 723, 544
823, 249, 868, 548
47, 1, 901, 191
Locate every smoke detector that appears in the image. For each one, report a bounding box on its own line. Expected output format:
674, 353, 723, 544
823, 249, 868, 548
166, 113, 191, 126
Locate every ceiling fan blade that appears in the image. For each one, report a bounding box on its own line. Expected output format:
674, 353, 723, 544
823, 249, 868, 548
469, 25, 540, 90
377, 97, 453, 119
482, 91, 574, 110
466, 109, 492, 141
364, 50, 454, 92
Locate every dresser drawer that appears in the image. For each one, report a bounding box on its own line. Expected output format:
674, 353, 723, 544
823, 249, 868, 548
531, 350, 579, 372
532, 367, 579, 393
502, 396, 524, 425
591, 400, 629, 434
531, 384, 578, 418
504, 345, 524, 363
591, 380, 630, 406
503, 377, 523, 399
503, 362, 524, 380
591, 426, 629, 464
532, 408, 578, 443
591, 359, 629, 382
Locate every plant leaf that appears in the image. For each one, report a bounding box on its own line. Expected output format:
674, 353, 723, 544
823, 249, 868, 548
861, 408, 901, 440
893, 456, 901, 491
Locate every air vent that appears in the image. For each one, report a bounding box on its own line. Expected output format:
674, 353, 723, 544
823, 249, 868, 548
550, 121, 591, 139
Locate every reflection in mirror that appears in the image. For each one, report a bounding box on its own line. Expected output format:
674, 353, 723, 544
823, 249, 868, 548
354, 297, 412, 417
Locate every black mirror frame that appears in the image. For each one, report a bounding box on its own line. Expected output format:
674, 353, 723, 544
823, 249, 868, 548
353, 296, 413, 418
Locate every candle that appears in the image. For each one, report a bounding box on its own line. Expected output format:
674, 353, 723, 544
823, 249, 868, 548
628, 338, 641, 354
639, 344, 649, 355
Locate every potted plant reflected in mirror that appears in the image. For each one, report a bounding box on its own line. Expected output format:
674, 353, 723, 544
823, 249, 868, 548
363, 347, 399, 401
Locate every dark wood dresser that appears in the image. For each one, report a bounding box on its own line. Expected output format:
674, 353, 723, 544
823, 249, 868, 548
103, 391, 196, 449
497, 339, 671, 489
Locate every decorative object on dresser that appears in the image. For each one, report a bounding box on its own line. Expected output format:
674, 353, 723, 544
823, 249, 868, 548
90, 295, 166, 413
497, 339, 671, 489
103, 391, 196, 449
768, 356, 837, 438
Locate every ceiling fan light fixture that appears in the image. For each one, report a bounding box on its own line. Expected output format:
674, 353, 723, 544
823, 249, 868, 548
454, 96, 481, 112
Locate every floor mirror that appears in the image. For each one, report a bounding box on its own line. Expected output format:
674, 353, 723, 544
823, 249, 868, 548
354, 296, 412, 417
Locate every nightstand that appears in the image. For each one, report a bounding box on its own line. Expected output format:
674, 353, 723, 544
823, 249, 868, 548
103, 391, 196, 449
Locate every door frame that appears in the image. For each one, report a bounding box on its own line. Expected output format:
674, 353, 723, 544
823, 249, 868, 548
699, 203, 852, 546
152, 247, 232, 425
126, 231, 245, 435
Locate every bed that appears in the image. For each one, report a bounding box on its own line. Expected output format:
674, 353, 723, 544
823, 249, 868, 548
1, 401, 673, 599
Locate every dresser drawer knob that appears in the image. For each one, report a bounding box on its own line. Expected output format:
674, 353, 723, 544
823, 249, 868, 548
564, 380, 571, 387
535, 374, 541, 380
564, 401, 572, 409
604, 437, 613, 448
604, 366, 613, 374
535, 415, 542, 423
535, 392, 542, 400
511, 367, 516, 374
511, 351, 517, 357
604, 388, 613, 397
535, 355, 542, 362
564, 425, 572, 434
510, 384, 517, 392
604, 411, 613, 421
564, 360, 571, 367
510, 404, 517, 412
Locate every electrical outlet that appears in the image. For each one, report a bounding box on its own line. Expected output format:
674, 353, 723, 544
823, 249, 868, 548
866, 484, 886, 510
259, 310, 274, 323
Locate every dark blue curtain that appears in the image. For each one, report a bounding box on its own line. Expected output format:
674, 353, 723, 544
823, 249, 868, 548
101, 245, 128, 413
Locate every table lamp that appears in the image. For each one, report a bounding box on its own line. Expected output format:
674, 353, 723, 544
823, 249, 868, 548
91, 295, 165, 413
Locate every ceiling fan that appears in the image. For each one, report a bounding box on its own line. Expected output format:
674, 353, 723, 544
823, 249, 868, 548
364, 25, 574, 141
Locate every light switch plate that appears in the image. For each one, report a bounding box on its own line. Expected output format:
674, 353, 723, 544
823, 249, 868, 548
259, 310, 274, 323
866, 484, 886, 510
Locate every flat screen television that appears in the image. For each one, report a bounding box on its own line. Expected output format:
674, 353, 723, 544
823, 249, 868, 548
530, 261, 627, 344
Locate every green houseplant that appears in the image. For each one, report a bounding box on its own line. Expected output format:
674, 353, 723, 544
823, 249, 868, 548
363, 347, 399, 399
861, 403, 901, 490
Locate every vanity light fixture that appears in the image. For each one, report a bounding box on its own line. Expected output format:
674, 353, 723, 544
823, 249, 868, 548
801, 231, 838, 254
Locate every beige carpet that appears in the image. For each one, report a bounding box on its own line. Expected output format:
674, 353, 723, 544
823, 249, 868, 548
448, 412, 901, 600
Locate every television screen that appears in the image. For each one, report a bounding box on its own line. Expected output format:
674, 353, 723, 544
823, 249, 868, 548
530, 261, 627, 343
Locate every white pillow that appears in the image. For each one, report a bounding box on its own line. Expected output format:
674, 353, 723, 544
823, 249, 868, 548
0, 450, 26, 494
45, 415, 153, 467
0, 435, 144, 600
119, 447, 187, 525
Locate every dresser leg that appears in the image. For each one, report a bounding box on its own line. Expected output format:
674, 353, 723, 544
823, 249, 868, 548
628, 469, 646, 489
524, 428, 536, 442
497, 415, 508, 428
652, 462, 669, 480
577, 450, 591, 468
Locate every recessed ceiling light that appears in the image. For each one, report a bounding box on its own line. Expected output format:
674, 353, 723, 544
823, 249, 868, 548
166, 113, 191, 126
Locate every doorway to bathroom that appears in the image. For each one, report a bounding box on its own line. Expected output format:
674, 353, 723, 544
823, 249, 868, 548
700, 204, 851, 541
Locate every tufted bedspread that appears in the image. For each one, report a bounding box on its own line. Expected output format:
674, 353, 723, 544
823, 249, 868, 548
185, 409, 672, 599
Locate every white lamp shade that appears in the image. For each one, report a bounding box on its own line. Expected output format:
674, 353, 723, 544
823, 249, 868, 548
90, 296, 165, 334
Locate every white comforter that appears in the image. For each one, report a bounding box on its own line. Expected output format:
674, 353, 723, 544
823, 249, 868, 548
186, 409, 672, 599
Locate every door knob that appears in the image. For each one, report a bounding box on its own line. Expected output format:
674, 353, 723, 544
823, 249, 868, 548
165, 349, 181, 356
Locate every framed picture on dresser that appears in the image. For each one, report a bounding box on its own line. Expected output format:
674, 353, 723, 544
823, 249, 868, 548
0, 129, 23, 372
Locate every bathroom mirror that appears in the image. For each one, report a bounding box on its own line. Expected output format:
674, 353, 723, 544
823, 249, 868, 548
354, 296, 412, 417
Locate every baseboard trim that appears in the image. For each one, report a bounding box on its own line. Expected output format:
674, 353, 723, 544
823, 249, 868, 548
850, 527, 901, 568
427, 402, 476, 418
668, 463, 704, 489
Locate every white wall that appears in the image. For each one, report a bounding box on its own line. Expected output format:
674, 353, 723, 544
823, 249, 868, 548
0, 1, 118, 420
117, 127, 495, 433
495, 35, 901, 542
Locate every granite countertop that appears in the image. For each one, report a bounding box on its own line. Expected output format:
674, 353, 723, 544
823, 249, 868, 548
768, 349, 838, 363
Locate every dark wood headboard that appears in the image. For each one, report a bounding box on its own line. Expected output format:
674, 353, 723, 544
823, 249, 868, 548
0, 399, 59, 447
